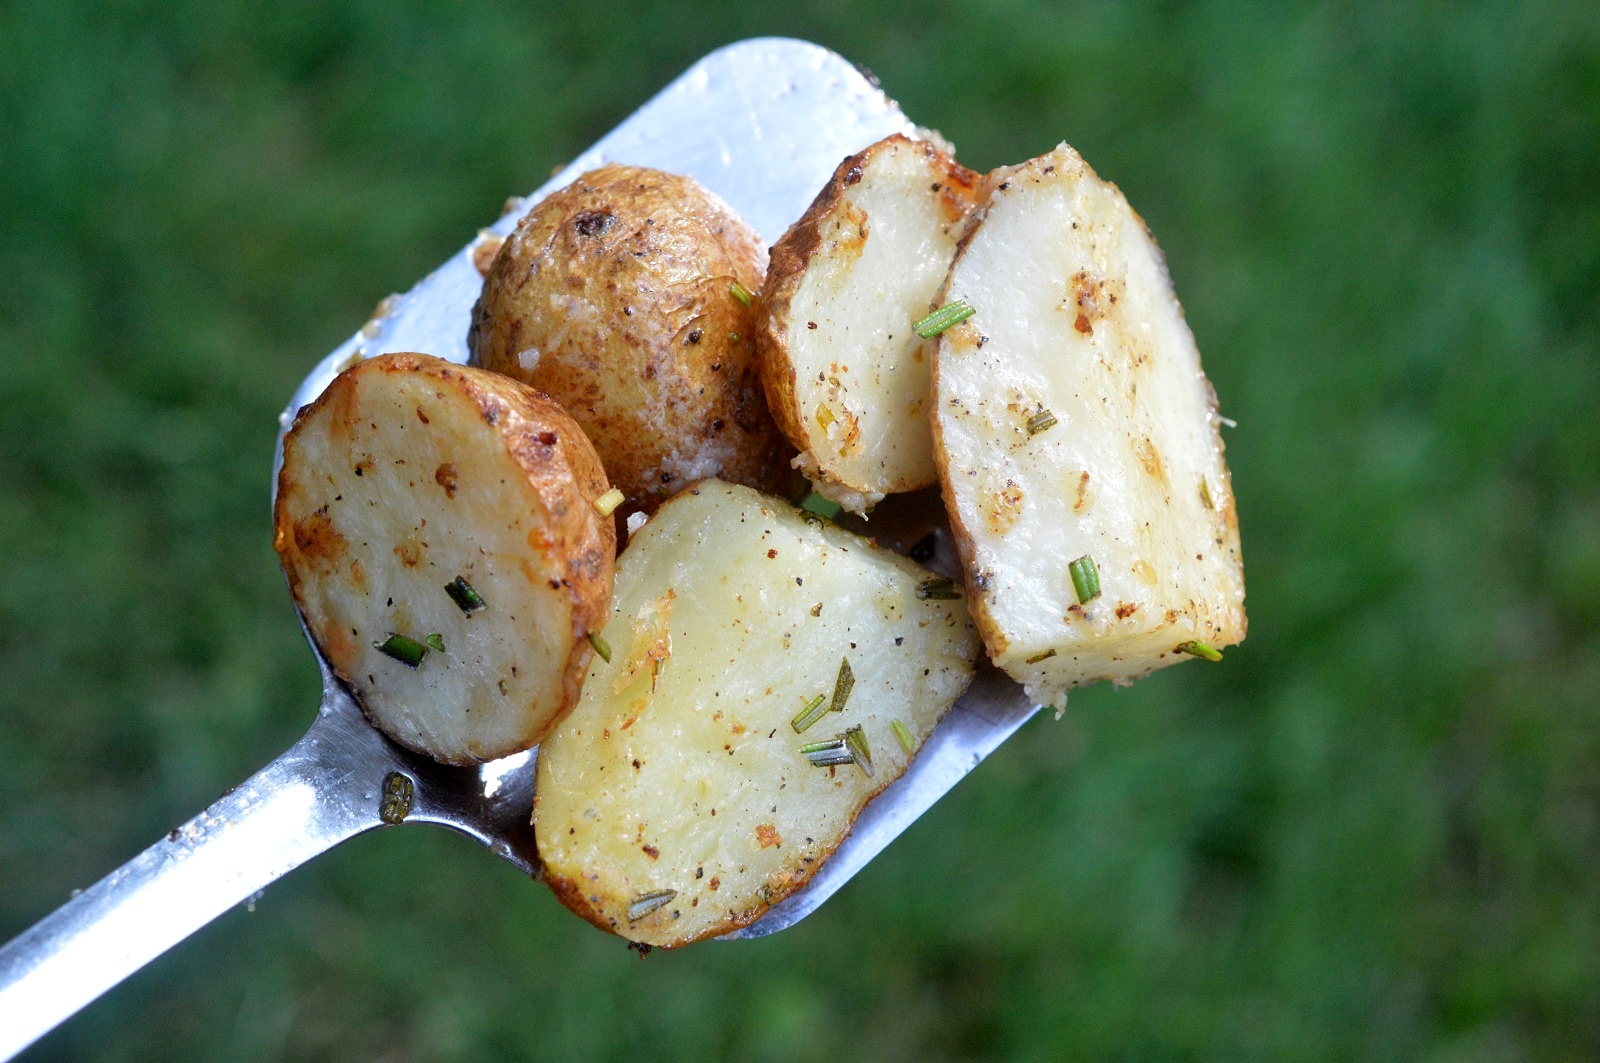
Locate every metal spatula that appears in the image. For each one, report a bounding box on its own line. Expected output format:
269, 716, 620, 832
0, 38, 1038, 1059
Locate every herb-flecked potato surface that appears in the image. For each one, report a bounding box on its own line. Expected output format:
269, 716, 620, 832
470, 164, 792, 523
274, 352, 616, 765
758, 134, 983, 514
534, 479, 980, 947
932, 144, 1246, 705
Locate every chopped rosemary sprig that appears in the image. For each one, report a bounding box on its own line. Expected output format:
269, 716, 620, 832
1025, 648, 1058, 664
800, 736, 855, 767
801, 492, 842, 521
801, 729, 872, 775
445, 576, 486, 615
1176, 640, 1224, 662
1068, 555, 1101, 604
842, 725, 874, 778
891, 719, 915, 755
809, 749, 856, 767
1026, 410, 1058, 436
448, 573, 483, 614
627, 889, 677, 922
913, 300, 975, 338
791, 693, 828, 734
594, 487, 625, 517
425, 633, 446, 653
375, 633, 428, 668
917, 576, 962, 601
587, 631, 612, 663
830, 657, 855, 715
729, 281, 753, 307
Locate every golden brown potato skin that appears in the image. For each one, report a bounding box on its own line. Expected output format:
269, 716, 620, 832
470, 164, 792, 521
274, 352, 616, 763
757, 135, 983, 502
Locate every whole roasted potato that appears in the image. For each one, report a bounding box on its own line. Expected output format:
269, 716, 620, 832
274, 352, 616, 765
470, 164, 792, 522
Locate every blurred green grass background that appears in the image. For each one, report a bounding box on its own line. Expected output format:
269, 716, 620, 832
2, 1, 1597, 1059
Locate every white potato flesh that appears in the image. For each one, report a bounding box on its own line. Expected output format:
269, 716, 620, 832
933, 144, 1246, 705
534, 479, 981, 947
761, 136, 981, 513
275, 353, 614, 764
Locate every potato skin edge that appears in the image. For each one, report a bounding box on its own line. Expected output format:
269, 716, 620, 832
930, 159, 1026, 666
757, 134, 983, 500
273, 351, 617, 764
539, 744, 922, 948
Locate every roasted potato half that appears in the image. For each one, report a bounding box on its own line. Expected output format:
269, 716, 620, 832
470, 164, 791, 523
534, 479, 981, 947
758, 135, 983, 514
274, 352, 616, 764
932, 144, 1246, 705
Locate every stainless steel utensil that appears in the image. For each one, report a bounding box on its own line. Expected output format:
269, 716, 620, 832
0, 38, 1038, 1059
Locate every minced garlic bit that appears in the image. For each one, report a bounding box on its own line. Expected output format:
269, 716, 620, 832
594, 487, 625, 517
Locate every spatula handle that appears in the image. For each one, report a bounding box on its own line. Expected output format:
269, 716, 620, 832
0, 695, 384, 1060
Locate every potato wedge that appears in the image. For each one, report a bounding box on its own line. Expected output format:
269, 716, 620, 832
932, 144, 1246, 705
758, 135, 983, 514
470, 164, 792, 523
274, 352, 616, 764
534, 479, 981, 947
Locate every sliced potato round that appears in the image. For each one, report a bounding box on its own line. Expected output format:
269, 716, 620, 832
470, 164, 792, 522
534, 479, 980, 947
758, 135, 982, 514
932, 143, 1246, 705
274, 352, 616, 764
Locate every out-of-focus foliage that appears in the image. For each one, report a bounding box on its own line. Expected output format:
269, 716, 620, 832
1, 1, 1595, 1059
